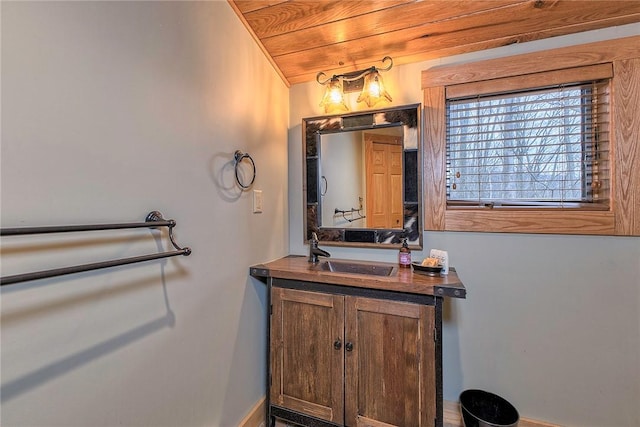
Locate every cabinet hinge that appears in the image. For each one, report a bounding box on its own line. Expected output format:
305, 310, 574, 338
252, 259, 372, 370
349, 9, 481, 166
270, 304, 273, 315
434, 327, 438, 342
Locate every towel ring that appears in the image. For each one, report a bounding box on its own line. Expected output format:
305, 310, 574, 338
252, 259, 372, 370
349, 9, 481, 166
234, 150, 256, 190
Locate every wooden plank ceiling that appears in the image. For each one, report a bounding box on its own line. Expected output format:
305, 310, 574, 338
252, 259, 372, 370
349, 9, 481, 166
228, 0, 640, 86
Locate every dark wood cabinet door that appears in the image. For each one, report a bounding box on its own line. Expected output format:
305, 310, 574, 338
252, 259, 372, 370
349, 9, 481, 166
345, 297, 435, 427
271, 288, 345, 424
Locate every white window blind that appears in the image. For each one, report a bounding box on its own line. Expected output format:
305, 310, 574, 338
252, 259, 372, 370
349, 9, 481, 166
446, 79, 610, 208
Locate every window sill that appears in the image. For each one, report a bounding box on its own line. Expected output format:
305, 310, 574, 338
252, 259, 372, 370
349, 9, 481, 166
441, 209, 615, 235
446, 203, 610, 211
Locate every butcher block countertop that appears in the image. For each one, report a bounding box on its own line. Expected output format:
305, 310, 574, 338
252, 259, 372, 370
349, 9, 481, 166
250, 255, 466, 299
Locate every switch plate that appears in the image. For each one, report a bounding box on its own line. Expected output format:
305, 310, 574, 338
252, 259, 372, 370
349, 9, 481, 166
253, 190, 263, 213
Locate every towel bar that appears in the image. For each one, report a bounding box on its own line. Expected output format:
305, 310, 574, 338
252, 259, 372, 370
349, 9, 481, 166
0, 211, 191, 286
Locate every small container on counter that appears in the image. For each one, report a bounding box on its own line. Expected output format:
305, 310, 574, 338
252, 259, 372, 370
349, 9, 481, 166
398, 238, 411, 268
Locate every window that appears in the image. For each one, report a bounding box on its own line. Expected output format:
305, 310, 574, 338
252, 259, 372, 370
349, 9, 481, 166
422, 36, 640, 235
446, 80, 610, 209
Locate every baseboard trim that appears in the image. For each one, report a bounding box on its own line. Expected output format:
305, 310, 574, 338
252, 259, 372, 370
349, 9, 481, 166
238, 397, 265, 427
240, 398, 558, 427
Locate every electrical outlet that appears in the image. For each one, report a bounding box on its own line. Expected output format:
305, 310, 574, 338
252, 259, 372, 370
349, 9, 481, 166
253, 190, 263, 213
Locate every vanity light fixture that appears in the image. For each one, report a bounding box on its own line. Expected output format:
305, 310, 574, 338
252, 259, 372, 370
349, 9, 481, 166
316, 56, 393, 113
318, 76, 348, 113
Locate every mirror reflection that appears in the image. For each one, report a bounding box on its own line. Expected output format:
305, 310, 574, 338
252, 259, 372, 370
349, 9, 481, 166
320, 127, 404, 229
303, 104, 422, 248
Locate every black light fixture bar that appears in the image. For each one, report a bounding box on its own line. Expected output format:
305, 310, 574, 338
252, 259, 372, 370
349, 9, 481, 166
316, 56, 393, 86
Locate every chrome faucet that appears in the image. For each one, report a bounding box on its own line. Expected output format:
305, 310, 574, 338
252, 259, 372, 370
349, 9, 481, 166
308, 232, 330, 263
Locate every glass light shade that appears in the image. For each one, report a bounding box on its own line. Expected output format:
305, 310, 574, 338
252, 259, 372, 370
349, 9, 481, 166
319, 77, 348, 113
357, 70, 392, 107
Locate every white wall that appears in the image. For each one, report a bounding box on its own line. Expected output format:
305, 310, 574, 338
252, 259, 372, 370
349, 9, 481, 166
289, 24, 640, 426
320, 132, 364, 228
1, 2, 288, 426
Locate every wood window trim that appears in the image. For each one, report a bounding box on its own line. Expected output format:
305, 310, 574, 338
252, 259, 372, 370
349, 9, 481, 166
422, 35, 640, 236
445, 63, 613, 99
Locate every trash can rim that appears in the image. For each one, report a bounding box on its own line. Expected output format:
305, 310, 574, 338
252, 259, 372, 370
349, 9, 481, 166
459, 389, 519, 427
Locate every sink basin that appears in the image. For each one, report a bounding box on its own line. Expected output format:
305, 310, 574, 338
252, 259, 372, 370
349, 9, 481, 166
321, 260, 396, 277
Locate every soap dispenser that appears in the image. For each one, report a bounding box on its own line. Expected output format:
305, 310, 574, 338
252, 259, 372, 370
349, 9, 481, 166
398, 237, 411, 268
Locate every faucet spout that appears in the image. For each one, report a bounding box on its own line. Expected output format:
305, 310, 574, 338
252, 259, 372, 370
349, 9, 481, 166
308, 232, 331, 263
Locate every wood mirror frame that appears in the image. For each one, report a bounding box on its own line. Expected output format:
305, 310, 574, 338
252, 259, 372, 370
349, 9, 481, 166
303, 104, 422, 248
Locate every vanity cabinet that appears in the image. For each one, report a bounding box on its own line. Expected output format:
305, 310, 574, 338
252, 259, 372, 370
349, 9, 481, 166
250, 256, 465, 427
271, 287, 435, 427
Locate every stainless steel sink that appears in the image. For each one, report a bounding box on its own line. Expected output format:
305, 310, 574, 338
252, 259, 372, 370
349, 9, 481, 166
321, 260, 396, 277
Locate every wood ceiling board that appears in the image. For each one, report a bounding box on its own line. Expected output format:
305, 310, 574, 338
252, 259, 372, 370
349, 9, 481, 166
275, 1, 640, 84
232, 1, 289, 14
243, 0, 413, 39
229, 0, 640, 85
262, 1, 526, 58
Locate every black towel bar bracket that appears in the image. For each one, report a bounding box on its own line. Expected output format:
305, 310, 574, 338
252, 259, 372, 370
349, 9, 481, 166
0, 211, 191, 286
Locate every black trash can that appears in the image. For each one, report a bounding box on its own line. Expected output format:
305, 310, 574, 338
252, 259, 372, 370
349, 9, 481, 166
459, 389, 519, 427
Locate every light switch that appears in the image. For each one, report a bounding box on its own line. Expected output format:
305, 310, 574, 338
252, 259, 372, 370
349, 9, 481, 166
253, 190, 263, 213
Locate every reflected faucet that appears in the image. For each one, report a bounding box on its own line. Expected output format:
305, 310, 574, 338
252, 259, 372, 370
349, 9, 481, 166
308, 232, 331, 263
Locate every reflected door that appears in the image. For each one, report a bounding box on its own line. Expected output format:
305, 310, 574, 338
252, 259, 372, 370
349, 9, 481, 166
365, 133, 403, 228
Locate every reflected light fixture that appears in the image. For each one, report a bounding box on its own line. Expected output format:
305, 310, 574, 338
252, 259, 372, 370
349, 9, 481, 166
316, 56, 393, 113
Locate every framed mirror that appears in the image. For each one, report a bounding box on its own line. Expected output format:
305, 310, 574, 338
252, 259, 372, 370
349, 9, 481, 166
303, 104, 422, 248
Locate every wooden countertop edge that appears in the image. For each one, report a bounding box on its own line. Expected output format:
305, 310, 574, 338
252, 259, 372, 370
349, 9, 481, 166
250, 256, 466, 298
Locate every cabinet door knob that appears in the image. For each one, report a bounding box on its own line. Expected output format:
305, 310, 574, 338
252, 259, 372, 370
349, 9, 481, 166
345, 342, 354, 352
333, 339, 342, 350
